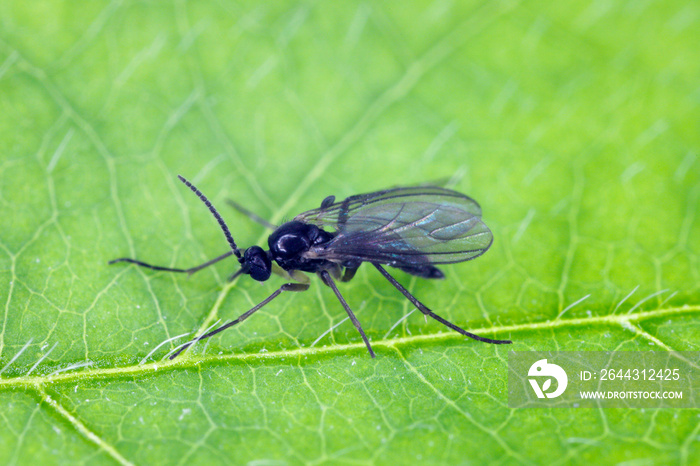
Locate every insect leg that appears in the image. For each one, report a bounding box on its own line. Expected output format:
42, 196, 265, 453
109, 250, 235, 275
373, 264, 512, 345
340, 266, 360, 282
319, 270, 376, 358
226, 199, 277, 230
338, 260, 362, 282
169, 282, 310, 360
227, 267, 246, 282
270, 264, 311, 284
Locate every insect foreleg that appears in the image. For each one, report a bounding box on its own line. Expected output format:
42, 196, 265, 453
372, 264, 512, 345
109, 251, 235, 275
169, 282, 310, 360
270, 264, 311, 284
319, 270, 376, 358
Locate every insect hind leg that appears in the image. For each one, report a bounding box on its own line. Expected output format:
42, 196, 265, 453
339, 260, 362, 282
373, 263, 512, 345
340, 266, 360, 282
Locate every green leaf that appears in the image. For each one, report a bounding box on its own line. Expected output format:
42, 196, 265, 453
1, 0, 698, 464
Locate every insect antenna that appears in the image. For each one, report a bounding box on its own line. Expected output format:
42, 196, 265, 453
177, 175, 242, 261
108, 251, 234, 275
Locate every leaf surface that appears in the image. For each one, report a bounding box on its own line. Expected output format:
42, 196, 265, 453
0, 1, 698, 464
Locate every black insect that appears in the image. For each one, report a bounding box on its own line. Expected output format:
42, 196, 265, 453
110, 175, 511, 359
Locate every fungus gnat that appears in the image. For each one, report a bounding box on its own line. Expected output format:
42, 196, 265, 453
110, 175, 511, 359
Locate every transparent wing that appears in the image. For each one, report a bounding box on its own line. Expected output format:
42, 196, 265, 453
296, 187, 493, 266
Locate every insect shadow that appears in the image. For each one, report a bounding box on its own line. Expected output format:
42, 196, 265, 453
110, 175, 512, 359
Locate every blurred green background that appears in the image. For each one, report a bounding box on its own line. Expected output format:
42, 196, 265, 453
0, 0, 698, 464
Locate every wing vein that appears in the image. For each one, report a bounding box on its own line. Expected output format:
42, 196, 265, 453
300, 186, 492, 266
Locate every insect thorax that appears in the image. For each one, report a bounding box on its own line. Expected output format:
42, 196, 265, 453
268, 221, 335, 272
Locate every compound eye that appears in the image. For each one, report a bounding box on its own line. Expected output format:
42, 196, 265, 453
244, 246, 271, 282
